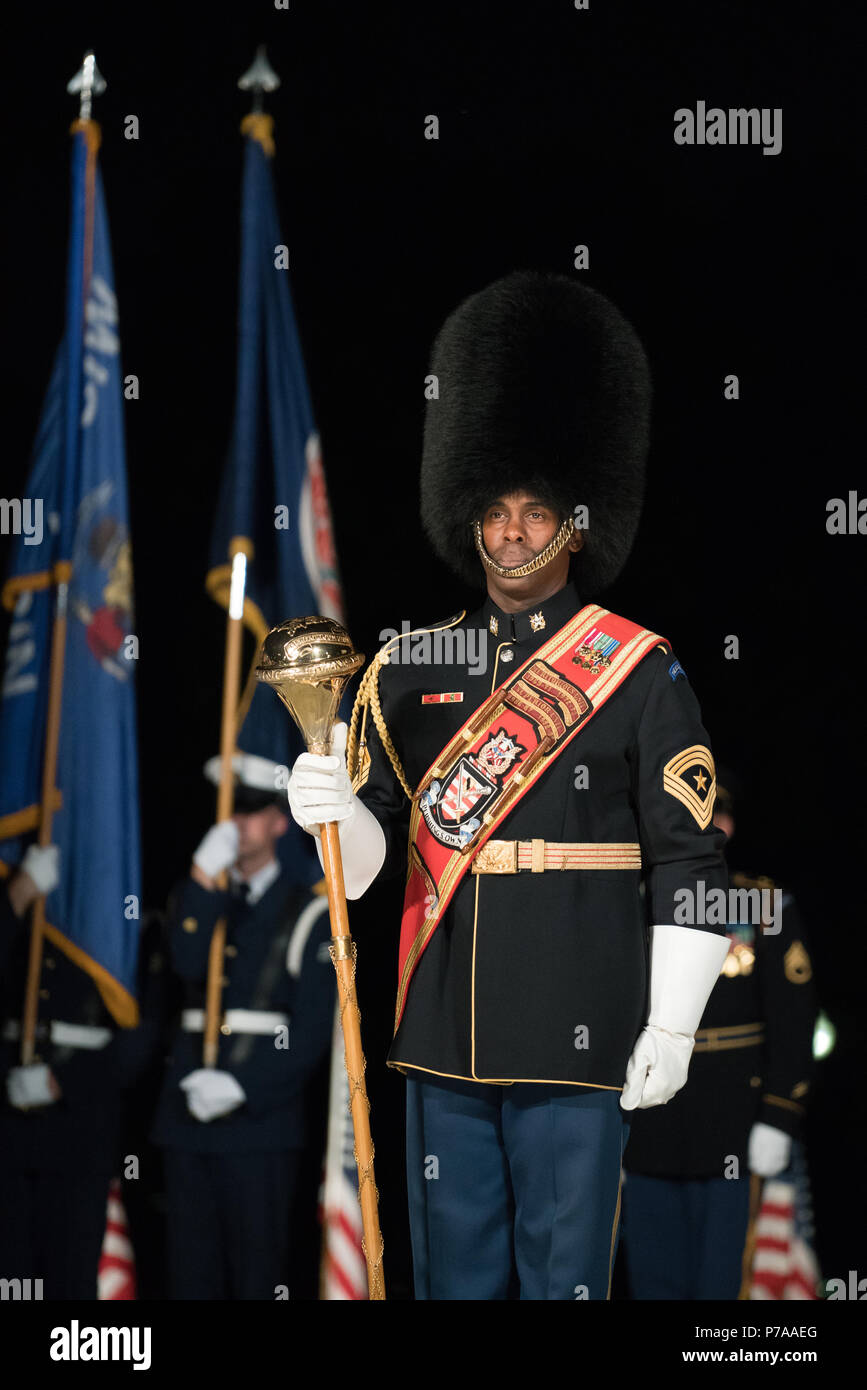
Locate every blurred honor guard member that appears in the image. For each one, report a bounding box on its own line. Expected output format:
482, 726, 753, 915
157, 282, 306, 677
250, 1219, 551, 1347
0, 846, 126, 1299
287, 272, 730, 1300
151, 753, 335, 1300
622, 778, 817, 1299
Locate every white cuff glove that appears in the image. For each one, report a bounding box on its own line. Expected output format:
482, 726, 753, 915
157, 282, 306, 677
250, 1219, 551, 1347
748, 1122, 792, 1177
20, 844, 60, 896
621, 923, 730, 1111
180, 1068, 246, 1122
192, 821, 240, 880
288, 722, 386, 900
7, 1063, 61, 1109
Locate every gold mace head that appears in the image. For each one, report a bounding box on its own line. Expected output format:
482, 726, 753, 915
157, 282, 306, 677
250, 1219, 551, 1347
256, 616, 364, 754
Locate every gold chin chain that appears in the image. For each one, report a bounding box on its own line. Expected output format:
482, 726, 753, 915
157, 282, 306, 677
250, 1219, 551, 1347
473, 516, 575, 579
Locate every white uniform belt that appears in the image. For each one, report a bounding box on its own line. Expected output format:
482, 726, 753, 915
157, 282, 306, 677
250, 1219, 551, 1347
181, 1008, 289, 1036
471, 839, 643, 874
1, 1019, 112, 1050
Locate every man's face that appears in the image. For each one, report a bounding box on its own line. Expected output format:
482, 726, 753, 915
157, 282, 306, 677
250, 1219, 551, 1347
232, 804, 289, 865
481, 493, 562, 569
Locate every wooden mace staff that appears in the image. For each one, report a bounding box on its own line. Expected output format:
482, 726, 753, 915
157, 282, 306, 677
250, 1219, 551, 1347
257, 616, 385, 1301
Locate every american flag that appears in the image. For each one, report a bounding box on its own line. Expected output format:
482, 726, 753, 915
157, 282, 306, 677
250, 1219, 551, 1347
744, 1145, 820, 1300
97, 1178, 136, 1300
319, 1004, 367, 1299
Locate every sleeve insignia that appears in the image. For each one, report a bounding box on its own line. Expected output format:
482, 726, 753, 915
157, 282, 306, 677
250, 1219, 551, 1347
784, 939, 813, 984
668, 659, 687, 681
662, 745, 716, 829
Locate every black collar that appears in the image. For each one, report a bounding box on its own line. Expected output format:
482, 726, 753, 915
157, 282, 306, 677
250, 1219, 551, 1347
479, 581, 583, 645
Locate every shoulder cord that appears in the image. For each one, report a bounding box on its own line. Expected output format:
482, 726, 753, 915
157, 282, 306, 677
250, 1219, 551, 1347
347, 655, 414, 801
346, 612, 468, 803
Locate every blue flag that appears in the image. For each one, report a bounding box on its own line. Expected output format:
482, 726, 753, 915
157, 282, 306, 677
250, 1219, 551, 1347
0, 124, 140, 1025
207, 115, 345, 886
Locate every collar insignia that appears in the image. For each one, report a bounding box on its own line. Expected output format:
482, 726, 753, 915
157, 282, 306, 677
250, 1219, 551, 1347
530, 611, 546, 632
489, 615, 499, 636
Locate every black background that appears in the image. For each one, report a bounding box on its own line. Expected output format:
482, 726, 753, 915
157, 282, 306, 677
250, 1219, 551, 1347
1, 0, 863, 1300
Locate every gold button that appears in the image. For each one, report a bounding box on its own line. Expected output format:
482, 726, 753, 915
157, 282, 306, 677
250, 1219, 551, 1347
225, 944, 238, 957
220, 1023, 232, 1036
220, 976, 229, 987
750, 1076, 762, 1088
182, 917, 197, 934
39, 988, 50, 1000
44, 957, 56, 969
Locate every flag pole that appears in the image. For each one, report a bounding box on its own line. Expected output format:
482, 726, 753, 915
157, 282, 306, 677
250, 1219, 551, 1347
20, 54, 104, 1065
202, 539, 250, 1066
202, 46, 282, 1065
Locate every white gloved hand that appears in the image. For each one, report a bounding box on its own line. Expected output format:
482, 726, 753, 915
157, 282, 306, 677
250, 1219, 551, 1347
6, 1063, 61, 1109
288, 722, 386, 900
288, 722, 354, 835
20, 844, 60, 896
180, 1068, 246, 1122
621, 1026, 695, 1109
192, 821, 240, 880
748, 1122, 792, 1177
621, 923, 730, 1110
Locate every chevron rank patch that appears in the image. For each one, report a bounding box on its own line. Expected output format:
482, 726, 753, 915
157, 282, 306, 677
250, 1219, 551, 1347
662, 745, 716, 829
668, 659, 686, 681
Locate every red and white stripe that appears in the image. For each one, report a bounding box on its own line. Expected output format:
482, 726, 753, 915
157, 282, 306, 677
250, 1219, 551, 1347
319, 1004, 367, 1299
98, 1178, 137, 1301
748, 1180, 819, 1301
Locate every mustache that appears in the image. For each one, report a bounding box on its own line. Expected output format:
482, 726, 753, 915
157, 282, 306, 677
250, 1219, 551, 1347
491, 540, 537, 566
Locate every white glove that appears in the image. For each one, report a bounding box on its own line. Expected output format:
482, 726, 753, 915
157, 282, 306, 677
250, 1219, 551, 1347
20, 844, 60, 896
6, 1063, 60, 1109
180, 1068, 246, 1122
192, 821, 239, 880
289, 722, 355, 832
621, 923, 730, 1110
748, 1122, 792, 1177
288, 722, 386, 900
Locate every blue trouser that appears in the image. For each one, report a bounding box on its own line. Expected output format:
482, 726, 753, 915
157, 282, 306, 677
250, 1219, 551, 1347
623, 1172, 752, 1299
405, 1073, 629, 1300
163, 1148, 299, 1300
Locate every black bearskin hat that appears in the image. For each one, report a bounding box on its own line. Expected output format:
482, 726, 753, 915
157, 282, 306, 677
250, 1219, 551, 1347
420, 270, 651, 593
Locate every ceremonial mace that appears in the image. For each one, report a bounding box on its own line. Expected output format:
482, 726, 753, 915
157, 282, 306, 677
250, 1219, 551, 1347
257, 617, 385, 1301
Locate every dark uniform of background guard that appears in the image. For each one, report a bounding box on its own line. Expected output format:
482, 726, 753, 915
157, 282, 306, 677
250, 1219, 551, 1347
622, 777, 817, 1299
0, 884, 149, 1299
151, 868, 334, 1299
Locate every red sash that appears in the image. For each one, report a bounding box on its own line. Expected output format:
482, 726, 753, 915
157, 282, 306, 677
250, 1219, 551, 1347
395, 604, 667, 1029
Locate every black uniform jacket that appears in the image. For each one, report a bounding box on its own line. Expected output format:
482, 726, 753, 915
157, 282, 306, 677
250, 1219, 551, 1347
0, 889, 145, 1173
624, 877, 817, 1178
151, 870, 335, 1154
357, 581, 728, 1090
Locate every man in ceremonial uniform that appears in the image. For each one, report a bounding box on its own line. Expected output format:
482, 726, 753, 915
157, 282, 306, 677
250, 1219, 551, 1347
622, 778, 817, 1299
151, 753, 335, 1300
0, 844, 129, 1298
288, 271, 730, 1299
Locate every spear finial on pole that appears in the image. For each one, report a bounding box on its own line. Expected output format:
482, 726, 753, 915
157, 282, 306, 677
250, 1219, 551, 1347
67, 50, 106, 122
238, 45, 280, 114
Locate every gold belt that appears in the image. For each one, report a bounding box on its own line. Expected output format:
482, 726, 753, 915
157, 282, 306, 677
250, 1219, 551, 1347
693, 1022, 765, 1052
470, 839, 642, 874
